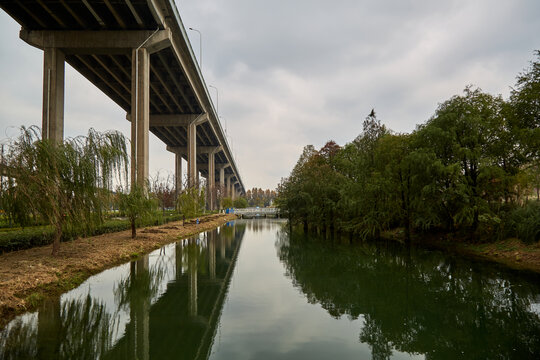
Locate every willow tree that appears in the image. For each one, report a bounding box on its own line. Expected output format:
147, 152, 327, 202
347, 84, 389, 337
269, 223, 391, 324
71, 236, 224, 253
2, 126, 128, 255
117, 183, 157, 239
177, 187, 206, 218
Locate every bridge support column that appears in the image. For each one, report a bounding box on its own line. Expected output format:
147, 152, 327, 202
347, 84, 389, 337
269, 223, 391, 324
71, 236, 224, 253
231, 183, 236, 201
175, 153, 182, 199
208, 151, 215, 210
131, 47, 150, 188
225, 176, 231, 199
219, 167, 225, 208
187, 121, 197, 188
42, 47, 65, 142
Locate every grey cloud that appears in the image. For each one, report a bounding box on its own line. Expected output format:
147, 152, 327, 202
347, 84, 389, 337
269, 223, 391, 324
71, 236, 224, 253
1, 1, 540, 189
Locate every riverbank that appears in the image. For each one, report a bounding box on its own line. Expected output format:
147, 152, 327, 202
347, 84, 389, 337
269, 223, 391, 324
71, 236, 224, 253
382, 229, 540, 274
0, 213, 237, 329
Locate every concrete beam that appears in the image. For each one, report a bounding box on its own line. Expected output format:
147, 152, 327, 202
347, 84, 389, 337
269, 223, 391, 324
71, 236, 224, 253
149, 113, 208, 127
42, 47, 65, 143
20, 29, 171, 54
217, 163, 231, 170
166, 145, 221, 155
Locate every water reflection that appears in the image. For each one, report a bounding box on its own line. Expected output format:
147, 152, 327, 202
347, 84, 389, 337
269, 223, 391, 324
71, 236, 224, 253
276, 230, 540, 359
0, 223, 246, 360
3, 220, 540, 359
0, 295, 117, 360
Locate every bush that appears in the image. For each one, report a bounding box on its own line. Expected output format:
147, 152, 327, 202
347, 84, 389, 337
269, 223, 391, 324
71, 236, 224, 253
234, 198, 248, 208
0, 227, 54, 253
0, 213, 184, 254
507, 201, 540, 243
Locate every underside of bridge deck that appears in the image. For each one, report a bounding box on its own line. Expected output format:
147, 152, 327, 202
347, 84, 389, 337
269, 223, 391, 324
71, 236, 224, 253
0, 0, 245, 208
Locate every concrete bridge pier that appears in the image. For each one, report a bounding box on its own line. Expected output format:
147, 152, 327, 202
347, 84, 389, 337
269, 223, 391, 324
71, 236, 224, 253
208, 150, 215, 210
231, 182, 237, 201
131, 47, 150, 188
42, 47, 65, 143
225, 175, 232, 199
187, 120, 197, 189
218, 166, 225, 207
175, 153, 182, 200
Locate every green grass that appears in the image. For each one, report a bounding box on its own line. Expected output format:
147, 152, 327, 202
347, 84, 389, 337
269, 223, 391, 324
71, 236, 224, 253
25, 292, 45, 308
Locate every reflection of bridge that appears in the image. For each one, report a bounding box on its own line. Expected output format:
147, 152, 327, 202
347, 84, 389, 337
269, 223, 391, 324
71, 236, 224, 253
235, 207, 280, 218
104, 224, 245, 360
0, 0, 245, 207
0, 223, 246, 360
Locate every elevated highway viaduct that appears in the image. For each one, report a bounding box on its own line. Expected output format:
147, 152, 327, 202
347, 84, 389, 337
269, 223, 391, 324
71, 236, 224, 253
0, 0, 245, 208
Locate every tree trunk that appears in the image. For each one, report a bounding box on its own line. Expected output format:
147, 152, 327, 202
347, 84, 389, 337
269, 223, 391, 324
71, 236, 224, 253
131, 219, 136, 238
404, 215, 411, 244
51, 222, 62, 256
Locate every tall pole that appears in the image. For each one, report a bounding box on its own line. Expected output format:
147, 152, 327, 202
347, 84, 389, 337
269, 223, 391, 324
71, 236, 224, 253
188, 27, 202, 70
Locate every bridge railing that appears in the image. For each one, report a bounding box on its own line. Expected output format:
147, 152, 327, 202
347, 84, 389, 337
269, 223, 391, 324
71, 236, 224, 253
234, 207, 280, 216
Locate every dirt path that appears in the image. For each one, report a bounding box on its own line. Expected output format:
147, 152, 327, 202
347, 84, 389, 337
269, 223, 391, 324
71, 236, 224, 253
0, 213, 237, 329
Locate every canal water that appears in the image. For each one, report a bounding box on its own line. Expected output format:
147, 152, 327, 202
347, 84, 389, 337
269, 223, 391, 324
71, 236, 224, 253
1, 219, 540, 359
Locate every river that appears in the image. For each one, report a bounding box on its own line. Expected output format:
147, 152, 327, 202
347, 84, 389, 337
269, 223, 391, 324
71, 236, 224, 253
1, 219, 540, 359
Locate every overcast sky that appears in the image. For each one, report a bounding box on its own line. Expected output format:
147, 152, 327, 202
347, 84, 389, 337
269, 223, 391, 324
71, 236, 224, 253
1, 1, 539, 190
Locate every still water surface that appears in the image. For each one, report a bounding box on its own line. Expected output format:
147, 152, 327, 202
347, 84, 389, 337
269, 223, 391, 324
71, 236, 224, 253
1, 219, 540, 359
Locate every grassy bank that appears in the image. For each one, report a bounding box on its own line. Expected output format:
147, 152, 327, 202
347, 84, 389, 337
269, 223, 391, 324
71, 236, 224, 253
0, 213, 237, 330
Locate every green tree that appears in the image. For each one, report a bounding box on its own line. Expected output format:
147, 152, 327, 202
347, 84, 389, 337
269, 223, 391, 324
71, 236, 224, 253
233, 197, 248, 208
117, 183, 157, 238
1, 126, 128, 254
508, 50, 540, 200
416, 87, 510, 233
221, 197, 233, 209
177, 187, 205, 218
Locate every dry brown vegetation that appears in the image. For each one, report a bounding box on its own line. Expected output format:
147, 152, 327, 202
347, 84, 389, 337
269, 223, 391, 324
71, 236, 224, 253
0, 213, 236, 329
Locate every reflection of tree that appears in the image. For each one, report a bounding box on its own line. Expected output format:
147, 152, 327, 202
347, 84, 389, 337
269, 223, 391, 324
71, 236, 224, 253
360, 314, 392, 360
1, 225, 249, 360
0, 315, 37, 359
57, 295, 116, 359
0, 295, 116, 360
276, 230, 540, 359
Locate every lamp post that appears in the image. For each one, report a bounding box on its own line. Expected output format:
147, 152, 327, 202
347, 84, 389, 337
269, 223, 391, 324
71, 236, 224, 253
209, 85, 219, 116
188, 27, 202, 70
